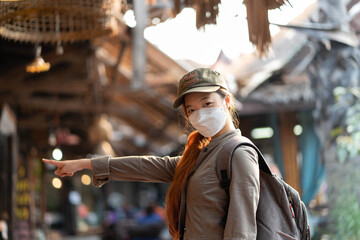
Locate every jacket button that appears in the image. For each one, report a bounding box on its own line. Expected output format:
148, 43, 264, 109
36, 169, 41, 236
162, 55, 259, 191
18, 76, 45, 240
203, 147, 208, 152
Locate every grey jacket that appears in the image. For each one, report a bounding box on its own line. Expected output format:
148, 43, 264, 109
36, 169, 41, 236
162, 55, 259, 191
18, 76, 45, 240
91, 129, 260, 240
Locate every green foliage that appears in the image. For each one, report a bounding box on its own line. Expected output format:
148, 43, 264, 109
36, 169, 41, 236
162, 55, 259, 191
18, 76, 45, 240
329, 194, 360, 240
333, 87, 360, 163
327, 163, 360, 240
327, 86, 360, 239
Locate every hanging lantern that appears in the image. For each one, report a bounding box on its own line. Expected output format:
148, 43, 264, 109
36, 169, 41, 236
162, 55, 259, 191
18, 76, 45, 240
0, 0, 120, 44
25, 44, 50, 73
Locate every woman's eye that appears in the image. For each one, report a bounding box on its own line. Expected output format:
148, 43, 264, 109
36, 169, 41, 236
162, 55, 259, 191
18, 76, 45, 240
187, 109, 194, 114
204, 102, 212, 107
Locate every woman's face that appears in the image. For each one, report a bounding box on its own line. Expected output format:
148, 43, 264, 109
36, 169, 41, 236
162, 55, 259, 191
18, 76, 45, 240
183, 91, 227, 117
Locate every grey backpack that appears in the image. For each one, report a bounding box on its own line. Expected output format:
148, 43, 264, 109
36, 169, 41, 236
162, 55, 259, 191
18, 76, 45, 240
216, 136, 311, 240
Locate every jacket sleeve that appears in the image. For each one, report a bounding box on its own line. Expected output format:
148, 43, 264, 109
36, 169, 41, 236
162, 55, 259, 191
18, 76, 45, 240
91, 155, 180, 187
224, 146, 260, 240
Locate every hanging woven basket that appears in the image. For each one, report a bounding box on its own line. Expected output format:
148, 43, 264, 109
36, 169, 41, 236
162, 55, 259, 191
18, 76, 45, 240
0, 0, 120, 43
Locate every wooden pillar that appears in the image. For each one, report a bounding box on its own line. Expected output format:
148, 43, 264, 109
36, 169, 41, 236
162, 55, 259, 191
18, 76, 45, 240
132, 0, 147, 90
278, 112, 301, 193
0, 104, 18, 240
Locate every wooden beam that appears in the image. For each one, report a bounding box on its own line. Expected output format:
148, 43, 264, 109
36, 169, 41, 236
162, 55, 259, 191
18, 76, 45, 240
95, 41, 186, 88
92, 24, 131, 47
279, 111, 301, 193
0, 80, 89, 96
145, 72, 177, 86
13, 97, 165, 134
15, 97, 134, 115
95, 47, 132, 83
111, 41, 128, 83
239, 102, 315, 116
95, 45, 119, 67
146, 43, 187, 79
18, 118, 89, 131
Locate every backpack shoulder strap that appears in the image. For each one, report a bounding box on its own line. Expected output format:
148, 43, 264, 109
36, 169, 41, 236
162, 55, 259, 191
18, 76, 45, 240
216, 135, 272, 228
216, 135, 272, 182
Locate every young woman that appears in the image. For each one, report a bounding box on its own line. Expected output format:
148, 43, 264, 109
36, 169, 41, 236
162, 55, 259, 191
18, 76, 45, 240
43, 68, 260, 240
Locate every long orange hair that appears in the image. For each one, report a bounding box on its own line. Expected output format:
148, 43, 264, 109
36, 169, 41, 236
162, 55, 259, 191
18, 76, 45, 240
165, 88, 238, 240
165, 131, 210, 239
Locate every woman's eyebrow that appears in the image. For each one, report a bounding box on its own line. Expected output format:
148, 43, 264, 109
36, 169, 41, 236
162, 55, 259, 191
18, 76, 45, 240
200, 96, 210, 101
185, 96, 211, 109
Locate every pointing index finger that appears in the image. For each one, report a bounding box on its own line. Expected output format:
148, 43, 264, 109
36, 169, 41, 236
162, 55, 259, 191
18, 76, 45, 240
42, 158, 64, 167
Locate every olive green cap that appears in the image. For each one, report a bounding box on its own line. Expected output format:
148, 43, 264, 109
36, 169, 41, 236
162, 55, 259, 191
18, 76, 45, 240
173, 68, 228, 108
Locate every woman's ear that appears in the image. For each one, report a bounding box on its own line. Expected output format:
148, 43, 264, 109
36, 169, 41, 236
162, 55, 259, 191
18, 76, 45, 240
225, 95, 231, 109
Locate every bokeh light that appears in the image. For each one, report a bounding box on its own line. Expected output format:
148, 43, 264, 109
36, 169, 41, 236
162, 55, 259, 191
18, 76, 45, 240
52, 148, 63, 161
81, 174, 91, 186
52, 177, 62, 189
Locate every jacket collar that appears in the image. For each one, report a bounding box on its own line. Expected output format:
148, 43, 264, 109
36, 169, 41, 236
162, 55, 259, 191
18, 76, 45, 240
207, 129, 242, 150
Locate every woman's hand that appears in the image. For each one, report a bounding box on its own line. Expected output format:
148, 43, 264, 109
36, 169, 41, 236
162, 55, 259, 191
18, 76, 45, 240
42, 158, 92, 177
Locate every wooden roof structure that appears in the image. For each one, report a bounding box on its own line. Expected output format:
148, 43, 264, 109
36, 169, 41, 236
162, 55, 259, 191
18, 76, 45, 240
0, 21, 188, 157
1, 0, 336, 156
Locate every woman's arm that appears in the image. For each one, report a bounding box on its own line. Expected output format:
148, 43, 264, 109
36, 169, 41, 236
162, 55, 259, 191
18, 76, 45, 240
92, 155, 180, 186
43, 155, 181, 186
223, 146, 260, 240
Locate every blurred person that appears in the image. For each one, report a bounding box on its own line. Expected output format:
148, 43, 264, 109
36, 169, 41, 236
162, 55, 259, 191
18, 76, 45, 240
136, 203, 163, 225
0, 212, 8, 240
153, 204, 165, 221
102, 206, 118, 240
43, 68, 260, 240
129, 203, 164, 240
120, 202, 137, 220
35, 222, 46, 240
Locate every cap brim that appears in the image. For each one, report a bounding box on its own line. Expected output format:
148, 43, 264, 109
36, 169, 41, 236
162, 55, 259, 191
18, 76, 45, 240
172, 86, 221, 108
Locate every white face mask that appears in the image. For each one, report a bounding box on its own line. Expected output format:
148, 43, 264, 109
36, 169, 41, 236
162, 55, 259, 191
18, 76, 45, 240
189, 104, 228, 138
